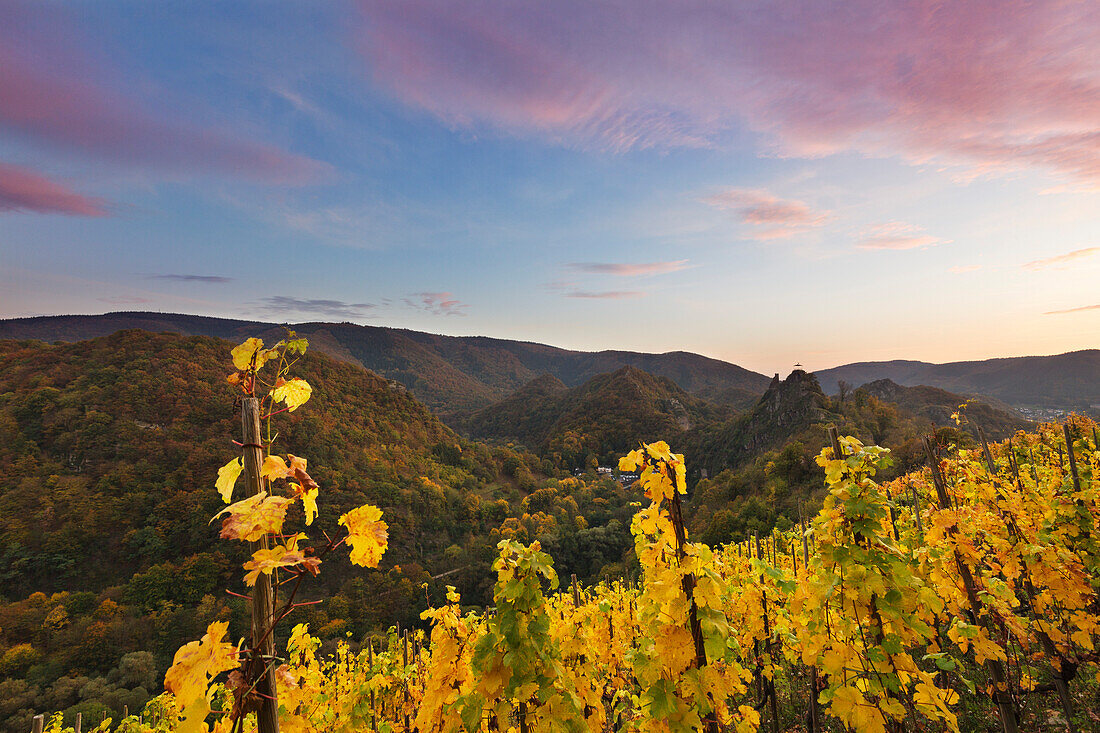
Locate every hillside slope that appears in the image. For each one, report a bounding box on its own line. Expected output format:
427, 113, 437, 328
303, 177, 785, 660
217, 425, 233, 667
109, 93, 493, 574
702, 370, 1029, 476
0, 331, 645, 730
690, 371, 1031, 545
0, 313, 772, 417
0, 330, 510, 598
856, 379, 1029, 436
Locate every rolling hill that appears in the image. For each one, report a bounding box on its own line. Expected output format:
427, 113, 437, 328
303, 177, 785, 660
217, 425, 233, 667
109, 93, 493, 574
0, 330, 643, 730
4, 312, 1094, 416
466, 366, 734, 465
855, 379, 1030, 437
0, 313, 773, 419
0, 330, 502, 598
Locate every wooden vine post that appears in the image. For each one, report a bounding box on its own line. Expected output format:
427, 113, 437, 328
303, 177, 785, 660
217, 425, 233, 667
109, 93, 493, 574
754, 532, 779, 733
828, 426, 907, 733
923, 436, 1018, 733
799, 507, 821, 732
368, 640, 378, 732
242, 397, 280, 733
1064, 423, 1083, 495
403, 630, 411, 732
667, 478, 720, 733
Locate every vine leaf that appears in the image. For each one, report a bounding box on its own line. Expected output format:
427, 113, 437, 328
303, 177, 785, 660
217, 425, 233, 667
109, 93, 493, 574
340, 504, 389, 567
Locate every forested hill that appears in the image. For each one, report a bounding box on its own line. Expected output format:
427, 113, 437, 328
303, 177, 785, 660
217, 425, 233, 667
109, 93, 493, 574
856, 378, 1030, 436
0, 330, 647, 729
0, 330, 507, 598
688, 370, 1031, 544
0, 312, 773, 418
816, 351, 1100, 409
466, 366, 734, 465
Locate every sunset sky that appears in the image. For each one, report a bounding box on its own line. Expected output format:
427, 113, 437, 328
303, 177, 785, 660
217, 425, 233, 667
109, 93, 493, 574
1, 0, 1097, 374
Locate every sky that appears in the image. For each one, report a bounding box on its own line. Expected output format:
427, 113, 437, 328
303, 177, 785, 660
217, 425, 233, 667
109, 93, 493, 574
0, 0, 1097, 375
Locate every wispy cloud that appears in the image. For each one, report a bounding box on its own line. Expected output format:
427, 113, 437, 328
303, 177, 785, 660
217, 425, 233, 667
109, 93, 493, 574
857, 222, 947, 251
150, 274, 234, 283
98, 296, 151, 305
566, 260, 688, 277
0, 162, 106, 216
565, 290, 645, 299
1044, 304, 1100, 315
257, 296, 376, 319
1023, 247, 1100, 271
949, 265, 981, 274
545, 277, 647, 300
405, 292, 468, 316
354, 0, 1100, 184
0, 4, 328, 185
702, 189, 829, 240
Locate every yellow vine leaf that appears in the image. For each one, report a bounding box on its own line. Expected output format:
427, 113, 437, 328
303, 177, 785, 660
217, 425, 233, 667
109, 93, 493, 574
830, 685, 886, 733
619, 448, 644, 472
297, 484, 319, 526
214, 492, 293, 542
734, 706, 761, 733
176, 689, 216, 733
261, 455, 291, 481
339, 504, 389, 567
164, 621, 238, 706
243, 534, 320, 585
231, 337, 271, 371
272, 377, 312, 411
913, 682, 959, 730
216, 458, 243, 503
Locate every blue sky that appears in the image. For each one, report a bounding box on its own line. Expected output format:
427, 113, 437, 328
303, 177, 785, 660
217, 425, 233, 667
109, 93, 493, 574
1, 0, 1097, 374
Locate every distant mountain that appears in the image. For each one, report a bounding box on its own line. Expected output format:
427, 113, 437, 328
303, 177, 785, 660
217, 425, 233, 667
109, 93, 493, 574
0, 312, 772, 418
467, 366, 733, 465
816, 351, 1100, 409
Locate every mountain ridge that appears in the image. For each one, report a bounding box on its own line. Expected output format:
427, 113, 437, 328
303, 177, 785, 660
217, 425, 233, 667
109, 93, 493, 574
2, 311, 1095, 413
817, 351, 1100, 409
0, 312, 773, 417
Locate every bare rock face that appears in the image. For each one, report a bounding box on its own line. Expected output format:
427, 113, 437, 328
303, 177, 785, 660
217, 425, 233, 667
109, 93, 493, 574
707, 369, 832, 468
753, 369, 829, 426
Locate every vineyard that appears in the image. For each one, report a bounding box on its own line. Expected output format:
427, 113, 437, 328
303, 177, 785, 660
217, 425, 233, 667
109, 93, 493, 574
26, 339, 1100, 733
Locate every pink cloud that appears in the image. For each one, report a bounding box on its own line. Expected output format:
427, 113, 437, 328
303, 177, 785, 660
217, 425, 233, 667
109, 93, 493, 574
0, 162, 107, 216
405, 292, 468, 316
566, 260, 688, 276
857, 221, 946, 250
1022, 246, 1100, 270
703, 188, 829, 239
0, 4, 328, 185
1044, 303, 1100, 315
354, 1, 1100, 183
565, 290, 644, 299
